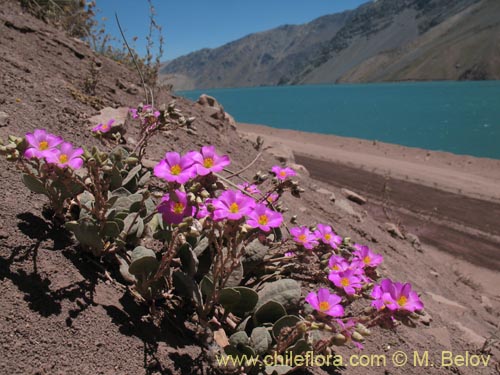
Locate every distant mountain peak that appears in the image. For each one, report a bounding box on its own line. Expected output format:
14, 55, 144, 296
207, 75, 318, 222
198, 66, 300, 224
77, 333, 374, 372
161, 0, 499, 90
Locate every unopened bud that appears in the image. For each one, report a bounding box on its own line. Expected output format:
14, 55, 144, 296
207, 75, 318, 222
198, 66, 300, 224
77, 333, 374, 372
351, 331, 364, 342
355, 323, 371, 336
332, 334, 347, 346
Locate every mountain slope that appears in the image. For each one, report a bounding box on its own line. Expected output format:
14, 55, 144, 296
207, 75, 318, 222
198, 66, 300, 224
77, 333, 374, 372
338, 0, 500, 83
160, 0, 500, 90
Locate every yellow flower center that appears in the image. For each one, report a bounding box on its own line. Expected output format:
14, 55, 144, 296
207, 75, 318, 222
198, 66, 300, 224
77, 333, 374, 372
279, 171, 287, 177
298, 234, 307, 243
229, 202, 239, 213
170, 164, 181, 175
324, 233, 331, 241
102, 124, 108, 130
258, 214, 269, 225
319, 301, 330, 312
173, 202, 185, 214
59, 154, 68, 163
39, 141, 49, 150
332, 265, 339, 271
363, 256, 371, 265
397, 296, 407, 307
340, 277, 350, 287
203, 157, 214, 168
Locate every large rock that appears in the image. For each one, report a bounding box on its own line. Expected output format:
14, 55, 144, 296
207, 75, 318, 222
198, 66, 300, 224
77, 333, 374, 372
88, 107, 129, 128
197, 94, 220, 108
384, 222, 405, 239
289, 163, 309, 177
266, 142, 295, 163
341, 188, 367, 205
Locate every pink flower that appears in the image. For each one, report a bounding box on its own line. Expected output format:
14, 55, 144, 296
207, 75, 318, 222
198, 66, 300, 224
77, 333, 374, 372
130, 108, 139, 119
271, 165, 296, 181
305, 288, 344, 317
247, 204, 283, 232
290, 226, 319, 250
328, 254, 350, 272
265, 193, 279, 205
92, 119, 115, 133
371, 279, 423, 312
24, 129, 63, 159
45, 142, 84, 169
212, 190, 256, 221
196, 198, 213, 219
238, 182, 261, 195
158, 190, 194, 225
353, 244, 383, 268
328, 269, 363, 295
314, 224, 342, 249
154, 152, 196, 184
191, 146, 230, 176
284, 251, 295, 257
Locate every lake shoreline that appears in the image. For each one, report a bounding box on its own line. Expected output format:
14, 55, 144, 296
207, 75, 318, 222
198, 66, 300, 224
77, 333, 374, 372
237, 122, 500, 202
237, 122, 500, 271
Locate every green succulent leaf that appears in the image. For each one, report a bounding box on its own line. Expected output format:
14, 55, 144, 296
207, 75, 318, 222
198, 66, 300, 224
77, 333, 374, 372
219, 288, 241, 312
172, 271, 202, 306
116, 254, 135, 284
179, 243, 198, 276
128, 246, 158, 277
138, 171, 151, 187
102, 221, 120, 238
200, 276, 214, 299
22, 174, 47, 195
65, 219, 104, 253
231, 287, 258, 316
254, 301, 286, 325
109, 166, 123, 190
122, 164, 142, 186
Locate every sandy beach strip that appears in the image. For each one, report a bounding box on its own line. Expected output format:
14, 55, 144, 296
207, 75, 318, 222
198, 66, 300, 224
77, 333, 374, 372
237, 123, 500, 203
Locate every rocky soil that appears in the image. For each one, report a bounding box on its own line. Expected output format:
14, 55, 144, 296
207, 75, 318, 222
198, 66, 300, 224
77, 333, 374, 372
0, 2, 499, 374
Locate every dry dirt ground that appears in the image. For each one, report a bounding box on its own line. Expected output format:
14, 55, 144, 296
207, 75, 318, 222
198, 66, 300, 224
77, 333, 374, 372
0, 2, 499, 375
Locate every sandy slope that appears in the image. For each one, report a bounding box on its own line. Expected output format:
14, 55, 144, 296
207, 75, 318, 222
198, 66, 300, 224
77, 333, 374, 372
238, 123, 500, 202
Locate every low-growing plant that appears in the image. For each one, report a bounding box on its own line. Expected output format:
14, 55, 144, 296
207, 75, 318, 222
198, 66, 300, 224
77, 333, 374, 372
0, 103, 425, 374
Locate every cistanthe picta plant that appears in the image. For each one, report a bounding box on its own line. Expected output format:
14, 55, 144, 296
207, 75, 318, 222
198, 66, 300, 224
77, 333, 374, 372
0, 102, 425, 375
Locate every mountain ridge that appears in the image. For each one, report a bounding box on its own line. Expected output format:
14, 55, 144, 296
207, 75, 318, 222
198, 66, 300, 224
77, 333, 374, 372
161, 0, 500, 90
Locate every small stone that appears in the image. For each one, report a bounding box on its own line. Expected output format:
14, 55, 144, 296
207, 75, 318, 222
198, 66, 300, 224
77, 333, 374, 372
126, 84, 139, 95
341, 188, 366, 205
481, 295, 493, 313
384, 222, 405, 239
197, 94, 219, 107
406, 233, 422, 251
0, 111, 9, 127
0, 230, 9, 239
420, 311, 432, 326
329, 194, 336, 202
429, 271, 439, 278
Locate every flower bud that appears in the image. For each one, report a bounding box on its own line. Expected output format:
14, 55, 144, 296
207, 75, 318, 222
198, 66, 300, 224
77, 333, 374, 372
351, 331, 364, 343
355, 323, 371, 337
332, 334, 347, 346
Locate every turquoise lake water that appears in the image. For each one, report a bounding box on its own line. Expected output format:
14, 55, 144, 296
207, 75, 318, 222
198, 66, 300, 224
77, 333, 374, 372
179, 81, 500, 159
